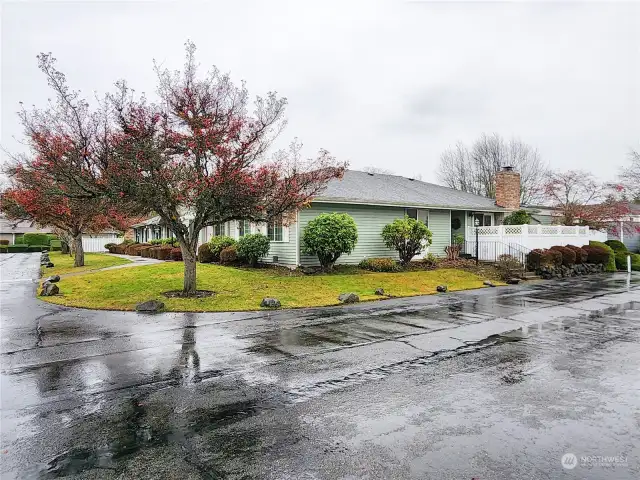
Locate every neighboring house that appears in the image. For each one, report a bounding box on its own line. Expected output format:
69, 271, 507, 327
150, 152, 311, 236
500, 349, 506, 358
607, 202, 640, 253
142, 167, 517, 268
521, 204, 560, 225
0, 216, 52, 244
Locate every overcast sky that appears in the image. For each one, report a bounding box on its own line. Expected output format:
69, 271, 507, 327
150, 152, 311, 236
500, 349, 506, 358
2, 0, 638, 183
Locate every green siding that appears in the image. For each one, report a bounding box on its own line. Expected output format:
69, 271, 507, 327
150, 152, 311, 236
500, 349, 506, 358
298, 203, 403, 266
428, 209, 450, 256
261, 220, 298, 266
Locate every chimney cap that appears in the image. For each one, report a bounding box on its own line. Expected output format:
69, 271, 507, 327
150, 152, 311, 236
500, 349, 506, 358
502, 165, 514, 172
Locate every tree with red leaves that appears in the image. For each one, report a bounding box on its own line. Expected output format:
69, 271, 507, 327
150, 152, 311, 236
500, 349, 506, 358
1, 53, 141, 267
104, 42, 346, 295
542, 170, 630, 230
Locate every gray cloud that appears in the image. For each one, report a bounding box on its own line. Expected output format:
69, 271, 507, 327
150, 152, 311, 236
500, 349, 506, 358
2, 0, 638, 183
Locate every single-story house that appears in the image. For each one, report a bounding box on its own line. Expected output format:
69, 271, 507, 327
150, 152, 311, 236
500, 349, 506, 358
0, 216, 52, 244
135, 167, 517, 268
607, 202, 640, 253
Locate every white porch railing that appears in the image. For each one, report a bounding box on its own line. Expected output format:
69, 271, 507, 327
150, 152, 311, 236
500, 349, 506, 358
466, 224, 607, 253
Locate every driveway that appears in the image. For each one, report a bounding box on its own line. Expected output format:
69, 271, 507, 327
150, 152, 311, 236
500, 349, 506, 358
1, 253, 639, 479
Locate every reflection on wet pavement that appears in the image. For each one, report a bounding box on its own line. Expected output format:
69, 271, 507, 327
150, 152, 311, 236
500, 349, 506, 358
1, 253, 639, 479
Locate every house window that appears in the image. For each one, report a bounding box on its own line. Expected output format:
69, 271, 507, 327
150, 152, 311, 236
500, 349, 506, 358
267, 220, 284, 242
405, 208, 418, 220
473, 214, 493, 227
238, 220, 250, 237
213, 223, 224, 237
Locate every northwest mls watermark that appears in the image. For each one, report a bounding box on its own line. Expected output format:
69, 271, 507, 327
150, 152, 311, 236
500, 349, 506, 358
562, 453, 629, 470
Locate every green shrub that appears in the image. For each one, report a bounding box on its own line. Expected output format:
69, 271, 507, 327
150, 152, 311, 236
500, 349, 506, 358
503, 210, 531, 225
49, 240, 63, 251
27, 245, 50, 252
219, 246, 238, 265
0, 240, 9, 246
198, 243, 215, 263
566, 245, 588, 264
7, 244, 28, 253
496, 254, 523, 280
14, 235, 24, 244
23, 233, 50, 246
589, 241, 616, 272
359, 257, 401, 272
615, 251, 640, 271
104, 242, 117, 250
302, 213, 358, 271
632, 253, 640, 271
0, 245, 8, 253
209, 236, 237, 262
237, 234, 270, 266
549, 245, 576, 267
605, 239, 627, 252
423, 252, 438, 268
381, 216, 432, 266
45, 234, 58, 245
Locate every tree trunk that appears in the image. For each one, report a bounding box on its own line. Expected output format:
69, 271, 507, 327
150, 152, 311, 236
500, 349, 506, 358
180, 238, 198, 295
73, 234, 84, 267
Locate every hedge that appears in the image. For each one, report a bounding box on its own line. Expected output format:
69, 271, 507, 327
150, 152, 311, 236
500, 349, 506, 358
27, 245, 50, 252
7, 244, 29, 252
566, 245, 588, 264
589, 241, 616, 272
49, 240, 62, 251
549, 245, 576, 267
0, 245, 7, 253
23, 233, 50, 246
0, 240, 9, 246
615, 251, 640, 271
14, 235, 24, 244
170, 247, 183, 261
605, 239, 627, 253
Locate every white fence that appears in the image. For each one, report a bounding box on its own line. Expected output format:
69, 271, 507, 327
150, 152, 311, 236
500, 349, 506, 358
82, 234, 122, 252
466, 224, 608, 261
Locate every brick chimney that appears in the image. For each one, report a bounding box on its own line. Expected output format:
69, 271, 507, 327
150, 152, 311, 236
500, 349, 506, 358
495, 166, 521, 210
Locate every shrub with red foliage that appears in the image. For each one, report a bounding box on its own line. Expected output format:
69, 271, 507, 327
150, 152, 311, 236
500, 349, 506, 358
140, 246, 153, 257
566, 245, 588, 264
219, 246, 238, 265
170, 248, 183, 261
157, 246, 172, 260
549, 246, 576, 267
582, 245, 609, 265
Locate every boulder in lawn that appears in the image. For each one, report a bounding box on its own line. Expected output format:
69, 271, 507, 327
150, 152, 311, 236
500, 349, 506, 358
374, 288, 385, 296
40, 283, 59, 296
338, 293, 360, 304
46, 262, 54, 268
506, 278, 521, 285
436, 285, 448, 293
44, 275, 61, 283
135, 300, 165, 313
260, 297, 281, 309
483, 280, 496, 287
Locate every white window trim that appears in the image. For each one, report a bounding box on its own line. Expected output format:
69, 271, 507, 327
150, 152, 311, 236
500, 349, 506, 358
267, 220, 288, 243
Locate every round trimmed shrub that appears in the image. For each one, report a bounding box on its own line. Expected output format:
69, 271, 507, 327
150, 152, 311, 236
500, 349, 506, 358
208, 236, 237, 262
0, 240, 9, 246
302, 213, 358, 270
589, 241, 616, 272
219, 246, 238, 265
549, 246, 576, 267
157, 246, 173, 260
140, 246, 153, 257
198, 243, 215, 263
381, 216, 432, 266
582, 245, 609, 266
237, 234, 270, 267
605, 240, 627, 252
170, 247, 183, 261
23, 233, 49, 246
566, 245, 588, 264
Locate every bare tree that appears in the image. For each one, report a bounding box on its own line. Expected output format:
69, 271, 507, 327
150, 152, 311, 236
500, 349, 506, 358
620, 150, 640, 201
438, 133, 547, 205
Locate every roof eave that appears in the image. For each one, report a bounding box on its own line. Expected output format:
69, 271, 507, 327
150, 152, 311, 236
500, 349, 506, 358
311, 197, 508, 212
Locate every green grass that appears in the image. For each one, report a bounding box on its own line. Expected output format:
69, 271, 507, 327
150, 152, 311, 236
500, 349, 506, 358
39, 261, 495, 312
42, 251, 132, 277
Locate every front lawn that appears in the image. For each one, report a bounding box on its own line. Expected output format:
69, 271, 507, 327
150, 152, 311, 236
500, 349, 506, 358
39, 262, 496, 311
42, 251, 132, 277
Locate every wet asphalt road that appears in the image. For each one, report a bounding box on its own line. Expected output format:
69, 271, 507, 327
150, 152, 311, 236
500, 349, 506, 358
1, 253, 639, 479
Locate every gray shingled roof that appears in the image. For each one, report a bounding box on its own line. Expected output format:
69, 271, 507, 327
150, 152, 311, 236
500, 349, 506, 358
0, 217, 53, 234
314, 170, 506, 211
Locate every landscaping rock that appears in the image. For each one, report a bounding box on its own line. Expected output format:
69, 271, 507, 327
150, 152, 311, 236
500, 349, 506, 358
338, 293, 360, 304
260, 297, 281, 309
302, 266, 319, 275
40, 283, 59, 296
44, 275, 61, 283
135, 300, 165, 313
506, 278, 520, 285
45, 262, 54, 268
483, 280, 496, 287
374, 288, 385, 296
436, 285, 448, 293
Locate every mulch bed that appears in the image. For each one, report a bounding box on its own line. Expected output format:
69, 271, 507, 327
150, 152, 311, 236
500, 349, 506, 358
162, 290, 215, 299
